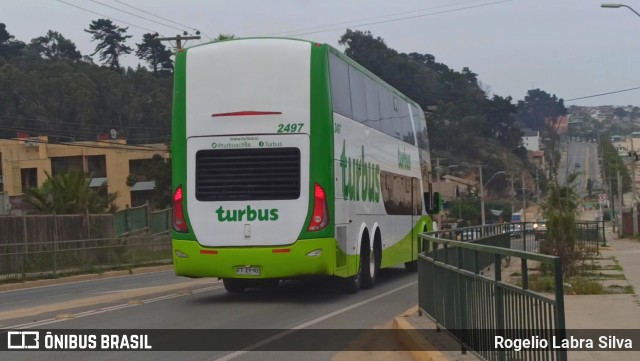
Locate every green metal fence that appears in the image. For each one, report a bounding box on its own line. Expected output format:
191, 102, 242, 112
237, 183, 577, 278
419, 226, 567, 361
114, 205, 172, 236
0, 235, 172, 283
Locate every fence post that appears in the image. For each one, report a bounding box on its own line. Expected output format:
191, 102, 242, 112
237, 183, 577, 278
554, 257, 567, 361
22, 214, 27, 280
53, 214, 58, 277
494, 253, 505, 361
145, 201, 151, 233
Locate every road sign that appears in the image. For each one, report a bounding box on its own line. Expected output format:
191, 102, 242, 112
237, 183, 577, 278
599, 193, 608, 204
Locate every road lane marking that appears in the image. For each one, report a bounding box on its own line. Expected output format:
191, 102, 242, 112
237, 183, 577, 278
210, 280, 418, 361
0, 300, 33, 306
46, 293, 71, 299
4, 285, 224, 329
0, 279, 218, 322
0, 269, 175, 294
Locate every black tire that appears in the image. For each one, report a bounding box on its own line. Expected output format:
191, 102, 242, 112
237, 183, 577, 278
405, 260, 418, 272
339, 249, 363, 294
361, 238, 380, 289
223, 278, 248, 293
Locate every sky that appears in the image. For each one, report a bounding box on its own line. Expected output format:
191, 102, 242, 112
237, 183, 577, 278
4, 0, 640, 107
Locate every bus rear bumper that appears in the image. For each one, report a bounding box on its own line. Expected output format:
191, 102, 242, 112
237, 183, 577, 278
172, 238, 337, 279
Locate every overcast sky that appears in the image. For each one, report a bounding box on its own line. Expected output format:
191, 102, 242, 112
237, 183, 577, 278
4, 0, 640, 107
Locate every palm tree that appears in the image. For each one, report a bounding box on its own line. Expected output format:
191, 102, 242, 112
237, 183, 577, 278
539, 172, 580, 276
24, 171, 117, 214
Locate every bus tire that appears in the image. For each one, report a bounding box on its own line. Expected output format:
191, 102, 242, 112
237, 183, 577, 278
361, 234, 380, 289
339, 252, 362, 294
223, 278, 248, 292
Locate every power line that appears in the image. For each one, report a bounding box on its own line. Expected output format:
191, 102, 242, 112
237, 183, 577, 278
86, 0, 185, 33
54, 0, 160, 34
110, 0, 212, 40
272, 0, 497, 36
0, 124, 169, 148
564, 86, 640, 102
0, 115, 170, 131
286, 0, 513, 37
4, 136, 167, 153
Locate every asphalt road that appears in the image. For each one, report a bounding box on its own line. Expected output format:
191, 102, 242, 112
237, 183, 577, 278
1, 267, 418, 361
558, 140, 600, 197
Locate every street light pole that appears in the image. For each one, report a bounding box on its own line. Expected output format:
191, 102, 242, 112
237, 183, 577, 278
601, 3, 640, 17
480, 169, 506, 225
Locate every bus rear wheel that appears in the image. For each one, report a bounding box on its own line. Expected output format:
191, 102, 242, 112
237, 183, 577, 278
360, 239, 380, 289
223, 278, 248, 293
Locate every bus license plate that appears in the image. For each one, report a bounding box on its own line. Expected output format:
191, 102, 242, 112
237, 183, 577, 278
236, 266, 260, 276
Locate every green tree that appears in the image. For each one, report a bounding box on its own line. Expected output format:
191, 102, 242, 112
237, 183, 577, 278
84, 19, 132, 70
29, 30, 82, 62
214, 34, 237, 41
24, 171, 117, 214
516, 88, 567, 131
136, 33, 173, 76
540, 173, 580, 277
0, 23, 25, 59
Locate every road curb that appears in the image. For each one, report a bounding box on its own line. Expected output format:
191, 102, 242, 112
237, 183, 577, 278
0, 265, 174, 292
393, 306, 449, 361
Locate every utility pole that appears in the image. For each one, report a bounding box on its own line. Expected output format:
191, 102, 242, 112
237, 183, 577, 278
631, 137, 638, 235
522, 173, 527, 223
618, 168, 623, 238
157, 34, 202, 50
510, 173, 516, 214
479, 165, 485, 226
536, 166, 540, 202
432, 157, 446, 181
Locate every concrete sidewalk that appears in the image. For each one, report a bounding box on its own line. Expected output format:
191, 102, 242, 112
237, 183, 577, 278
392, 230, 640, 361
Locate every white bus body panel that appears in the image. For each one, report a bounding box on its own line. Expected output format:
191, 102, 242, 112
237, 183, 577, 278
333, 112, 422, 256
184, 39, 311, 247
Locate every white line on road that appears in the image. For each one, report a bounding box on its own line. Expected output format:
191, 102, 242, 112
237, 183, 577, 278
4, 285, 224, 329
0, 300, 33, 306
210, 280, 417, 361
46, 293, 71, 299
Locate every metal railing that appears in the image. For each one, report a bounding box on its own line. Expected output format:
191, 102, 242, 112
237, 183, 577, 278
0, 235, 172, 283
419, 227, 567, 361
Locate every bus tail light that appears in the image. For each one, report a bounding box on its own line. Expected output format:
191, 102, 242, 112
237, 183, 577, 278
307, 183, 329, 231
173, 186, 189, 233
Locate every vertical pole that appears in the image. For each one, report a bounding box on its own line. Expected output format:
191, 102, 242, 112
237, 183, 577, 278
510, 174, 515, 214
536, 166, 540, 202
618, 168, 623, 238
632, 138, 638, 236
522, 173, 527, 223
480, 166, 485, 226
22, 214, 27, 280
610, 180, 616, 234
554, 258, 567, 361
53, 214, 59, 277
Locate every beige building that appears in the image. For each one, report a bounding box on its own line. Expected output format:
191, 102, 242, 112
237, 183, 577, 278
0, 135, 169, 214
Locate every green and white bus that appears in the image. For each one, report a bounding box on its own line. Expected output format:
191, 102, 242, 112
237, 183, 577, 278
171, 38, 440, 293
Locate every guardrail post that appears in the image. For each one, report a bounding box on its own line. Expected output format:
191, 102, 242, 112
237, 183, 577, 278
494, 253, 505, 361
457, 246, 467, 353
554, 257, 567, 361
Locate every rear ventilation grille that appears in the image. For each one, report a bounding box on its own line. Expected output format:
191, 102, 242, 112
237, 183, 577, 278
196, 148, 301, 201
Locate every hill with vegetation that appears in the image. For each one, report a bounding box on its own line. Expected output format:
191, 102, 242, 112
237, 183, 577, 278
1, 22, 571, 202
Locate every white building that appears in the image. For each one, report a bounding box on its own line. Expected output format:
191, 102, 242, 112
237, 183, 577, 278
521, 129, 540, 152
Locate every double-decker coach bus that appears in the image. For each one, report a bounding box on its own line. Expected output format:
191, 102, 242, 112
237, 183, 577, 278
171, 38, 440, 293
